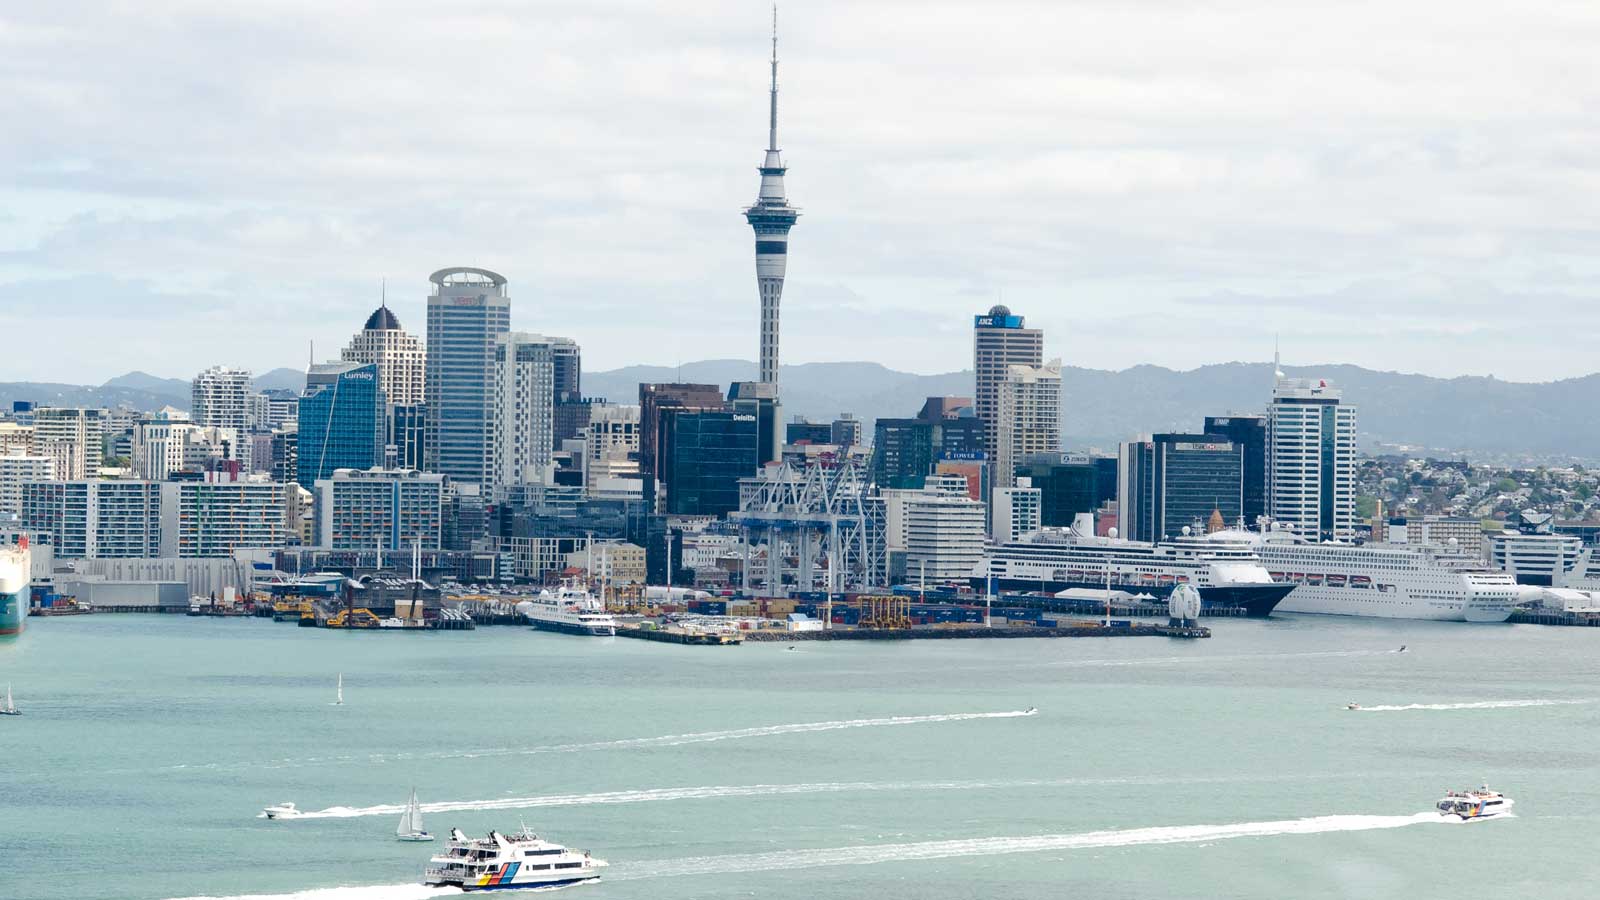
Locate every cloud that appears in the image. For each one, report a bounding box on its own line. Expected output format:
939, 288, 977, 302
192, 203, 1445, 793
3, 0, 1600, 382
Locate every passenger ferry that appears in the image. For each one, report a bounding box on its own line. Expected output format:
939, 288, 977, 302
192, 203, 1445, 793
1205, 530, 1520, 622
1436, 786, 1514, 820
976, 527, 1293, 617
515, 583, 617, 636
424, 826, 606, 891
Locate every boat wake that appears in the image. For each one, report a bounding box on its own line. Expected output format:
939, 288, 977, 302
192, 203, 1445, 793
168, 886, 460, 900
189, 709, 1039, 773
185, 810, 1460, 899
1352, 699, 1591, 712
609, 812, 1454, 880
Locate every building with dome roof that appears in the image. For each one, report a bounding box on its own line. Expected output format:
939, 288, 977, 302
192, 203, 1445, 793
342, 301, 425, 407
973, 305, 1043, 488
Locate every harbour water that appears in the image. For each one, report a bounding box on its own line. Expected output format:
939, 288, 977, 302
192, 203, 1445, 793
4, 614, 1598, 900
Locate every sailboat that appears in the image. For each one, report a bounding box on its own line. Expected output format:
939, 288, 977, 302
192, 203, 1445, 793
396, 788, 433, 841
1, 683, 19, 716
334, 673, 343, 706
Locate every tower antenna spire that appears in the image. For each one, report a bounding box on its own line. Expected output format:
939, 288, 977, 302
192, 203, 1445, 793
381, 277, 387, 311
768, 4, 779, 153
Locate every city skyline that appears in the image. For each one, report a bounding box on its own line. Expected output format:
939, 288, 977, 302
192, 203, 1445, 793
7, 3, 1600, 384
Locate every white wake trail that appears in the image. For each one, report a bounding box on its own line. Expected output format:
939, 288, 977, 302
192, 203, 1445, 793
1354, 699, 1591, 712
230, 709, 1037, 771
614, 812, 1454, 879
168, 886, 460, 900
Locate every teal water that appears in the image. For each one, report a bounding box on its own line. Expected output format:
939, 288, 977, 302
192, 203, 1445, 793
3, 615, 1597, 900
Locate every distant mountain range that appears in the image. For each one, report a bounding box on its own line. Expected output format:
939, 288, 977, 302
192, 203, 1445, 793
1, 361, 1593, 461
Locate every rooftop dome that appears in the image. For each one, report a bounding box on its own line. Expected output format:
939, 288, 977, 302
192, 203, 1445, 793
988, 304, 1011, 317
364, 305, 401, 331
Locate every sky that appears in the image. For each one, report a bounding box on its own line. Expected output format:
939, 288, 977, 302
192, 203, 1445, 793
4, 1, 1600, 384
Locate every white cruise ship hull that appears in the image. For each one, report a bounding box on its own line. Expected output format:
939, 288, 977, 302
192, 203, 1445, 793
1277, 586, 1514, 622
528, 616, 615, 637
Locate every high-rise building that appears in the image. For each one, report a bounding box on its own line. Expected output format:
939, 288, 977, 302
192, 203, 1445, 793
991, 483, 1042, 543
872, 411, 985, 491
903, 474, 987, 583
493, 333, 557, 493
387, 404, 425, 471
743, 12, 799, 387
313, 467, 446, 550
159, 480, 290, 557
728, 381, 783, 465
993, 361, 1062, 489
0, 423, 33, 456
583, 404, 641, 491
638, 383, 727, 487
191, 366, 252, 433
251, 389, 300, 432
1268, 369, 1357, 540
1205, 414, 1268, 527
342, 302, 426, 407
33, 407, 105, 480
658, 409, 759, 517
1012, 456, 1117, 527
425, 267, 511, 488
22, 480, 161, 559
829, 415, 861, 449
297, 361, 385, 487
973, 305, 1043, 468
0, 455, 54, 517
1119, 434, 1244, 543
785, 419, 832, 445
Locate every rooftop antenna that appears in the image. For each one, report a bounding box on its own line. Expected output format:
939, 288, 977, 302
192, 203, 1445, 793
308, 339, 314, 371
381, 277, 387, 312
768, 4, 779, 153
1272, 334, 1284, 385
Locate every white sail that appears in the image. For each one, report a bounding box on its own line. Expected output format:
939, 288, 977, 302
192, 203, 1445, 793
335, 673, 343, 706
3, 684, 12, 713
399, 788, 422, 836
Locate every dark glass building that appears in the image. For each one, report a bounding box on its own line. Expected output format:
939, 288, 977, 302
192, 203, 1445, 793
871, 416, 985, 490
1119, 434, 1243, 542
659, 409, 759, 517
388, 403, 426, 471
297, 361, 385, 486
1205, 414, 1267, 527
1013, 456, 1117, 527
786, 420, 832, 444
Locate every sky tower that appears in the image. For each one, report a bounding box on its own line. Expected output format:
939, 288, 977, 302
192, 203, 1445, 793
744, 6, 799, 388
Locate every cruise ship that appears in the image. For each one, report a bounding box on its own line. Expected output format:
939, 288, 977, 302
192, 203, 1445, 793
0, 538, 31, 636
515, 583, 617, 636
975, 528, 1294, 617
424, 826, 606, 891
1206, 530, 1519, 622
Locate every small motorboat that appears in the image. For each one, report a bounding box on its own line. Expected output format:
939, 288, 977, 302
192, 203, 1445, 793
1346, 702, 1361, 710
1398, 645, 1407, 653
1023, 707, 1038, 715
262, 802, 298, 819
785, 645, 800, 652
1436, 785, 1514, 821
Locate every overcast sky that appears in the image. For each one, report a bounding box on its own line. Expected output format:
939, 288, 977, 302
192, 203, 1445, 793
4, 1, 1600, 384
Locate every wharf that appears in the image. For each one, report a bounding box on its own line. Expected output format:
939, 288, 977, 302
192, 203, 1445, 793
1510, 609, 1600, 627
746, 622, 1209, 641
990, 595, 1246, 619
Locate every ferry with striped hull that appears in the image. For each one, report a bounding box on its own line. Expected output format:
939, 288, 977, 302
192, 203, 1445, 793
0, 539, 30, 636
424, 826, 606, 891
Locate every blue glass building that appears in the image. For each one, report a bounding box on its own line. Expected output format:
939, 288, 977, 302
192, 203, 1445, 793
297, 361, 385, 486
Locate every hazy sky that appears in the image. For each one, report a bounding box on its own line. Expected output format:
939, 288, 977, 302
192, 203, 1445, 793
5, 1, 1600, 384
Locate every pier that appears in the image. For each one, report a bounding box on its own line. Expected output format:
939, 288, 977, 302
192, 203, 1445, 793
743, 622, 1210, 641
616, 624, 743, 645
1509, 609, 1600, 627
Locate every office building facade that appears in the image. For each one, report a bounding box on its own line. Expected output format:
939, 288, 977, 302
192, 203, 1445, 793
22, 480, 161, 559
0, 455, 54, 517
313, 467, 446, 551
33, 407, 105, 480
493, 333, 557, 493
191, 366, 252, 433
1119, 434, 1243, 543
159, 480, 289, 557
425, 267, 511, 488
659, 409, 759, 517
1205, 414, 1268, 527
297, 361, 385, 487
1268, 376, 1357, 540
993, 361, 1062, 490
903, 474, 987, 583
973, 306, 1043, 468
991, 484, 1042, 543
342, 303, 426, 407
